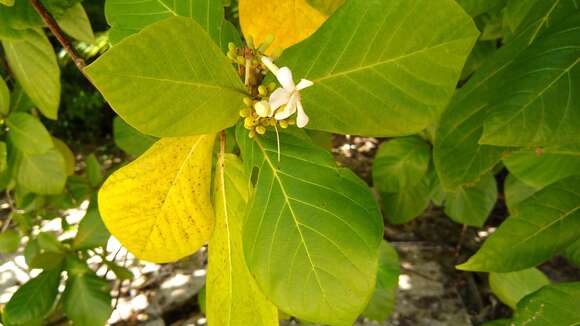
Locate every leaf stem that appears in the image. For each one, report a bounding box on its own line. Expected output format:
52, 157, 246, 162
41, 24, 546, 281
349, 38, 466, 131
28, 0, 89, 78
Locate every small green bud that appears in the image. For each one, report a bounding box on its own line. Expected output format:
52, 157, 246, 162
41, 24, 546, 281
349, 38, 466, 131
249, 129, 256, 138
258, 85, 268, 96
279, 120, 289, 128
288, 118, 296, 125
268, 82, 277, 92
227, 51, 237, 61
255, 125, 266, 135
236, 56, 246, 65
244, 117, 254, 129
228, 42, 236, 51
243, 97, 253, 106
239, 108, 251, 118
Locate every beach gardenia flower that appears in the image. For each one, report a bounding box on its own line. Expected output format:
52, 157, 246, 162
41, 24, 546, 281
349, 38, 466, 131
261, 56, 313, 128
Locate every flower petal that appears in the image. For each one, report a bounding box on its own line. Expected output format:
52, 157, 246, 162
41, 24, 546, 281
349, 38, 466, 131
296, 79, 314, 90
261, 56, 279, 75
274, 93, 297, 120
269, 87, 291, 110
275, 67, 295, 90
295, 99, 309, 128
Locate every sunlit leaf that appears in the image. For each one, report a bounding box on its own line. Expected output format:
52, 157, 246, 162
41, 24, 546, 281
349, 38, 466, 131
278, 0, 479, 136
206, 154, 278, 326
239, 0, 327, 52
2, 29, 60, 119
57, 3, 95, 43
237, 126, 383, 325
52, 137, 75, 176
0, 229, 20, 253
73, 199, 110, 250
0, 77, 9, 115
98, 135, 215, 263
7, 112, 53, 154
504, 174, 540, 214
86, 17, 246, 137
17, 148, 67, 195
113, 117, 156, 157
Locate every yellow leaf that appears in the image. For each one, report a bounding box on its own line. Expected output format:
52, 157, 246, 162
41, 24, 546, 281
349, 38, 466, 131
98, 135, 215, 263
239, 0, 327, 51
207, 153, 278, 325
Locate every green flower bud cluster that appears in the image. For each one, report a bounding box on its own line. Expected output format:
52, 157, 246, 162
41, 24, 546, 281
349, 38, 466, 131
227, 42, 246, 65
239, 90, 296, 139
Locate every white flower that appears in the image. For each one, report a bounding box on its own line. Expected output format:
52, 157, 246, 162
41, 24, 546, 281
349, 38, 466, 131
261, 56, 313, 128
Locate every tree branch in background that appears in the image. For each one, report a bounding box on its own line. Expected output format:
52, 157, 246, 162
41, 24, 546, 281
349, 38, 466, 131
28, 0, 88, 74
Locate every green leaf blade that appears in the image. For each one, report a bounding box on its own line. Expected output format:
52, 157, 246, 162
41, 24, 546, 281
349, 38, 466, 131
2, 30, 60, 119
489, 268, 549, 309
237, 127, 383, 325
512, 282, 580, 326
207, 154, 278, 326
7, 112, 53, 154
363, 241, 400, 322
458, 176, 580, 272
278, 0, 479, 137
86, 17, 246, 137
444, 173, 497, 227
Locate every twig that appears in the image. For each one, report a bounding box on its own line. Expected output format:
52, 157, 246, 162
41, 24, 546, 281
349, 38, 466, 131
454, 224, 468, 260
28, 0, 89, 78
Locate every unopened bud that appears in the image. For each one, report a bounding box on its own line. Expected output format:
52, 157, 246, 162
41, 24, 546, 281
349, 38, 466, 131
258, 85, 268, 96
255, 125, 266, 135
228, 42, 236, 51
268, 82, 277, 92
279, 120, 289, 128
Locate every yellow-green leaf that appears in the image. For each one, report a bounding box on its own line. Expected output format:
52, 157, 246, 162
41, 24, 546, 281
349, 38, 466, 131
207, 153, 278, 326
239, 0, 328, 51
98, 135, 216, 263
52, 137, 75, 176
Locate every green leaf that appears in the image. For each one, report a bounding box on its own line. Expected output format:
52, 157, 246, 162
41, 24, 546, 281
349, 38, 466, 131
444, 173, 497, 227
372, 136, 431, 193
503, 145, 580, 188
0, 0, 42, 30
7, 112, 53, 154
86, 17, 245, 137
381, 168, 435, 224
113, 117, 156, 156
512, 282, 580, 326
306, 0, 345, 15
57, 3, 95, 43
504, 0, 579, 43
362, 241, 400, 322
433, 11, 549, 191
24, 238, 40, 266
85, 154, 102, 187
218, 20, 241, 54
105, 261, 133, 280
52, 137, 75, 176
458, 176, 580, 272
105, 0, 224, 44
0, 141, 7, 173
563, 238, 580, 267
73, 199, 110, 250
1, 29, 60, 119
460, 40, 497, 80
504, 174, 540, 214
237, 126, 383, 325
480, 12, 580, 146
0, 229, 20, 253
29, 252, 65, 270
0, 77, 9, 115
480, 319, 512, 326
17, 148, 66, 195
0, 0, 15, 6
207, 153, 278, 325
62, 268, 112, 326
3, 269, 61, 325
278, 0, 479, 136
37, 232, 65, 253
489, 268, 549, 309
456, 0, 506, 17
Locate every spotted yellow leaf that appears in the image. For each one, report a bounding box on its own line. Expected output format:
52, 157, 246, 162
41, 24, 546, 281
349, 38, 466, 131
98, 135, 216, 263
239, 0, 328, 51
207, 153, 278, 325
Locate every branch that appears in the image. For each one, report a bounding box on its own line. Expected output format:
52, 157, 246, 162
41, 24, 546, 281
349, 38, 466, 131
28, 0, 88, 76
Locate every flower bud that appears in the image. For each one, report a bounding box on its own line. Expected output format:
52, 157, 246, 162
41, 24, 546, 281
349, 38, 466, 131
228, 42, 236, 51
254, 100, 271, 118
244, 117, 254, 129
255, 125, 266, 135
267, 82, 277, 92
258, 85, 268, 97
279, 120, 289, 129
239, 108, 251, 118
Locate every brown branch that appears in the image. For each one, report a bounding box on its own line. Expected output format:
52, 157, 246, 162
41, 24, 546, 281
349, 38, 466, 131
28, 0, 88, 76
